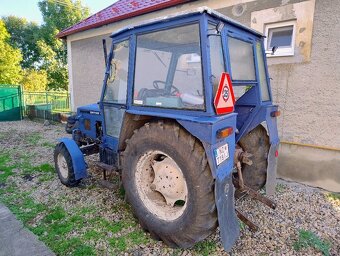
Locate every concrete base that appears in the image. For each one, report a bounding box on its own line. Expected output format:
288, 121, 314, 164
278, 143, 340, 192
0, 204, 55, 256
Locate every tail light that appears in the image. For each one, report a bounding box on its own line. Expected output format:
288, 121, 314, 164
217, 127, 233, 139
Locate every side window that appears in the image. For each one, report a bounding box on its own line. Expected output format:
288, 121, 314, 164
208, 24, 225, 94
256, 42, 270, 101
104, 40, 129, 104
133, 24, 204, 110
228, 37, 255, 81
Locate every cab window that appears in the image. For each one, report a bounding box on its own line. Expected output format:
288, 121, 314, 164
208, 24, 225, 95
228, 37, 255, 81
133, 24, 204, 110
104, 40, 129, 104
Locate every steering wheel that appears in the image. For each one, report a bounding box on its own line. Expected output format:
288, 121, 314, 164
153, 80, 180, 96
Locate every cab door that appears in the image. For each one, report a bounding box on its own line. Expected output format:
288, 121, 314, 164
100, 39, 130, 153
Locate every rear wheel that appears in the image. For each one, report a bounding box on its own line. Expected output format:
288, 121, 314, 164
54, 143, 80, 187
238, 125, 270, 190
122, 121, 217, 248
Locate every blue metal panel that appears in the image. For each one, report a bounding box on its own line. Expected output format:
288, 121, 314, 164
58, 138, 87, 180
76, 104, 102, 140
199, 14, 214, 116
236, 105, 279, 144
178, 113, 236, 176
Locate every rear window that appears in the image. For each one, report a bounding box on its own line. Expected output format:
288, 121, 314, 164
228, 37, 255, 81
133, 24, 204, 110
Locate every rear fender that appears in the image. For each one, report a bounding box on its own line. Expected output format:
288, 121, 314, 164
263, 106, 280, 196
58, 138, 87, 180
178, 113, 239, 251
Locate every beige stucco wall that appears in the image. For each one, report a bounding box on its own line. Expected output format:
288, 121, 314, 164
69, 34, 111, 108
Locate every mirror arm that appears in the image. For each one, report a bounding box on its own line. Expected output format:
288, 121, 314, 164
102, 39, 108, 67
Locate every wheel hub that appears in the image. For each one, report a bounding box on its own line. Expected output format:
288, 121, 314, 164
135, 151, 188, 221
151, 158, 187, 206
57, 153, 68, 179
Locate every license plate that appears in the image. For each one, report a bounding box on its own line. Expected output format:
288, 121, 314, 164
214, 143, 229, 166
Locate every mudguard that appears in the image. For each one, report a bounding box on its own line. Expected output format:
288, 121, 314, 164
266, 143, 279, 196
215, 172, 240, 251
178, 114, 239, 251
58, 138, 87, 180
264, 106, 280, 196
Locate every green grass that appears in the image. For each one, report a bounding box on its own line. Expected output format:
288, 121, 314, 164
293, 229, 331, 256
109, 236, 127, 251
275, 183, 286, 193
33, 163, 54, 173
326, 192, 340, 201
193, 240, 217, 256
42, 141, 56, 149
0, 152, 14, 183
0, 191, 47, 223
26, 132, 43, 145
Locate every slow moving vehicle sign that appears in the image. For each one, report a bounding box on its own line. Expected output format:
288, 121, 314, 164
214, 73, 235, 115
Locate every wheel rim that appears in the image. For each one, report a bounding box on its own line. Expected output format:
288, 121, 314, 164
135, 150, 188, 221
57, 153, 69, 179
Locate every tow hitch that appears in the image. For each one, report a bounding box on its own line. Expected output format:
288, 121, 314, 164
233, 146, 277, 231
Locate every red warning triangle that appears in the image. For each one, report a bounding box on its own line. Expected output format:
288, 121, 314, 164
214, 73, 235, 115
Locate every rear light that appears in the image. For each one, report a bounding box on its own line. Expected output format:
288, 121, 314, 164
217, 127, 233, 139
275, 150, 279, 157
271, 110, 281, 117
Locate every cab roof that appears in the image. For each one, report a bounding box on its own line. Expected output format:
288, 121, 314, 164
110, 7, 264, 39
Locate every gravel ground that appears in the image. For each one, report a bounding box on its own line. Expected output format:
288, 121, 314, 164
0, 119, 339, 255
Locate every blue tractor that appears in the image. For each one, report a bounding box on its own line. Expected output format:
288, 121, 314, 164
54, 7, 280, 251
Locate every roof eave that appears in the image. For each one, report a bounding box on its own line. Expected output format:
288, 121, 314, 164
56, 0, 191, 39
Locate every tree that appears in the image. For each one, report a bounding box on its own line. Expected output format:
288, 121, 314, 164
37, 40, 68, 90
2, 16, 41, 69
37, 0, 90, 90
0, 20, 22, 84
21, 69, 48, 91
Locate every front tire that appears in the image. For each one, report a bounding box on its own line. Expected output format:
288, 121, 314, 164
122, 121, 217, 248
54, 143, 80, 187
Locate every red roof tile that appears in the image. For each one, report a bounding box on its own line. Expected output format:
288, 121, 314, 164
57, 0, 192, 38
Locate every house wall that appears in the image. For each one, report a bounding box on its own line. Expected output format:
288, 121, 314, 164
216, 0, 340, 192
66, 0, 340, 191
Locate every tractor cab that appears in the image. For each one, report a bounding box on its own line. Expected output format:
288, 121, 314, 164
57, 7, 279, 252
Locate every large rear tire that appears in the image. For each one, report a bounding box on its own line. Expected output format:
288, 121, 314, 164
122, 121, 217, 248
238, 125, 270, 190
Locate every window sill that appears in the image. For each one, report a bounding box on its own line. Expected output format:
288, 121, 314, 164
267, 53, 294, 58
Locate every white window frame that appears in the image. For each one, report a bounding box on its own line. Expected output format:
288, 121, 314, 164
264, 20, 296, 57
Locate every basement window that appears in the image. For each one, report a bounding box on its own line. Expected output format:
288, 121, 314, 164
265, 21, 296, 57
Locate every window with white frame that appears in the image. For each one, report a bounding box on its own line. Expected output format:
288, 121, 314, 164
265, 21, 296, 57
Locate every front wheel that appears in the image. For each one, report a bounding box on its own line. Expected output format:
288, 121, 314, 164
54, 143, 80, 187
122, 121, 217, 248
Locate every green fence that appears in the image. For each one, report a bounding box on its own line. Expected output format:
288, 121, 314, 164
0, 84, 71, 122
23, 91, 71, 113
0, 85, 23, 121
